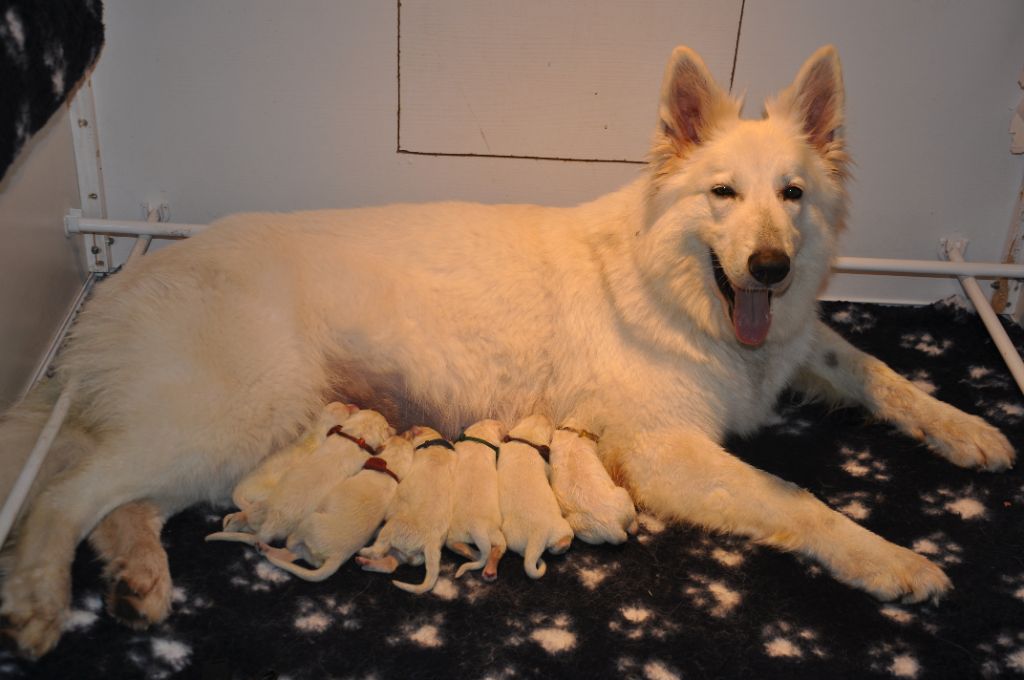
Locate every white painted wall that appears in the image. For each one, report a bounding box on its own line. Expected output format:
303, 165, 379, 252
89, 0, 1024, 304
0, 107, 87, 410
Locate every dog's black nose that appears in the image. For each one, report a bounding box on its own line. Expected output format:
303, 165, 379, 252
748, 250, 791, 285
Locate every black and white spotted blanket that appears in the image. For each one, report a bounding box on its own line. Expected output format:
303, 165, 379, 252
3, 299, 1023, 679
0, 0, 104, 182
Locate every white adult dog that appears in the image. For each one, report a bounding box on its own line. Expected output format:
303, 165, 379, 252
0, 44, 1014, 657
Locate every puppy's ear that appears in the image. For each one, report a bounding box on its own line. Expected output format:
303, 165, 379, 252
656, 46, 736, 154
773, 45, 845, 154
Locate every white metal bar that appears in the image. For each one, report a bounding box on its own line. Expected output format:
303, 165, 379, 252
20, 276, 95, 401
56, 212, 1024, 281
128, 235, 153, 262
834, 256, 1024, 279
944, 242, 1024, 395
65, 211, 206, 239
0, 380, 77, 547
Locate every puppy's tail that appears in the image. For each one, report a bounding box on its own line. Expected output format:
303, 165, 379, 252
454, 525, 492, 579
0, 379, 95, 553
393, 541, 442, 595
204, 531, 259, 546
263, 551, 346, 583
523, 534, 548, 579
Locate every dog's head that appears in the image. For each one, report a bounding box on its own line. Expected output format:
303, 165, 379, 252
639, 45, 849, 347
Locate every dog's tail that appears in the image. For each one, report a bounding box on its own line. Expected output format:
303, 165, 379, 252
263, 551, 346, 582
0, 379, 96, 553
523, 534, 548, 579
204, 530, 259, 546
454, 524, 492, 579
393, 541, 442, 595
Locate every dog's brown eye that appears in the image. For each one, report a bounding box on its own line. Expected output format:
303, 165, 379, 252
782, 185, 803, 201
711, 185, 736, 198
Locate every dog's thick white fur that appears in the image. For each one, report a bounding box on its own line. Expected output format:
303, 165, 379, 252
550, 421, 638, 545
257, 434, 414, 582
356, 427, 457, 594
0, 44, 1015, 657
447, 419, 507, 580
214, 401, 355, 535
498, 415, 574, 579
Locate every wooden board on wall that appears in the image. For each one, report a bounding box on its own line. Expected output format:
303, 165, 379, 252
399, 0, 742, 162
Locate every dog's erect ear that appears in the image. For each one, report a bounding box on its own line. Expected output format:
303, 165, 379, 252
657, 46, 735, 153
774, 45, 845, 153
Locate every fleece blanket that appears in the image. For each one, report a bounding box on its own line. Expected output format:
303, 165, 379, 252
1, 299, 1022, 679
0, 0, 104, 182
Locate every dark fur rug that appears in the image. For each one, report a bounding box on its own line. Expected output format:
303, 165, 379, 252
3, 299, 1023, 679
0, 0, 104, 182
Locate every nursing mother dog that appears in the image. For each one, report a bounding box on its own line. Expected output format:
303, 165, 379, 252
0, 44, 1014, 658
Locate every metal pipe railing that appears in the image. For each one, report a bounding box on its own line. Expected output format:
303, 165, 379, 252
943, 240, 1024, 394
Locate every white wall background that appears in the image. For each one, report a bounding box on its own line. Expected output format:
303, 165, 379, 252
89, 0, 1024, 304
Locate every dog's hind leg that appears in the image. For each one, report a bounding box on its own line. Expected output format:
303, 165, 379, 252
794, 322, 1015, 471
616, 426, 952, 604
0, 456, 166, 658
88, 501, 172, 629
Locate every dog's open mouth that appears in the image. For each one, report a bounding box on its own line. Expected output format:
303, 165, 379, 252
709, 248, 773, 347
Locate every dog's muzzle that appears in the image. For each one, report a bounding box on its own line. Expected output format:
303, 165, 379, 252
709, 248, 782, 347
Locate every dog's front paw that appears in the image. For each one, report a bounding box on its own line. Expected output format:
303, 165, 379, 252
830, 537, 952, 604
103, 553, 172, 629
922, 407, 1015, 471
0, 565, 70, 659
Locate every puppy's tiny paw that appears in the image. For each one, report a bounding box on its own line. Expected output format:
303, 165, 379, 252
222, 511, 248, 531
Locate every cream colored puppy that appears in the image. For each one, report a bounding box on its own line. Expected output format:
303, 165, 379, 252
259, 435, 414, 581
498, 415, 573, 579
446, 419, 507, 581
550, 421, 638, 545
218, 402, 356, 533
207, 408, 393, 546
356, 427, 457, 594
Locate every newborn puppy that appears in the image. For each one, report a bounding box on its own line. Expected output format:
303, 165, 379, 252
259, 434, 414, 581
218, 402, 356, 532
206, 408, 393, 546
498, 414, 573, 579
446, 419, 507, 581
356, 426, 458, 594
550, 420, 638, 544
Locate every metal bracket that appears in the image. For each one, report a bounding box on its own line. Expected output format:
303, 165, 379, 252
938, 236, 969, 262
68, 80, 113, 273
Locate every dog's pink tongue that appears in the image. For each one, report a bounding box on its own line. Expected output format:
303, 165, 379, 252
732, 288, 772, 346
